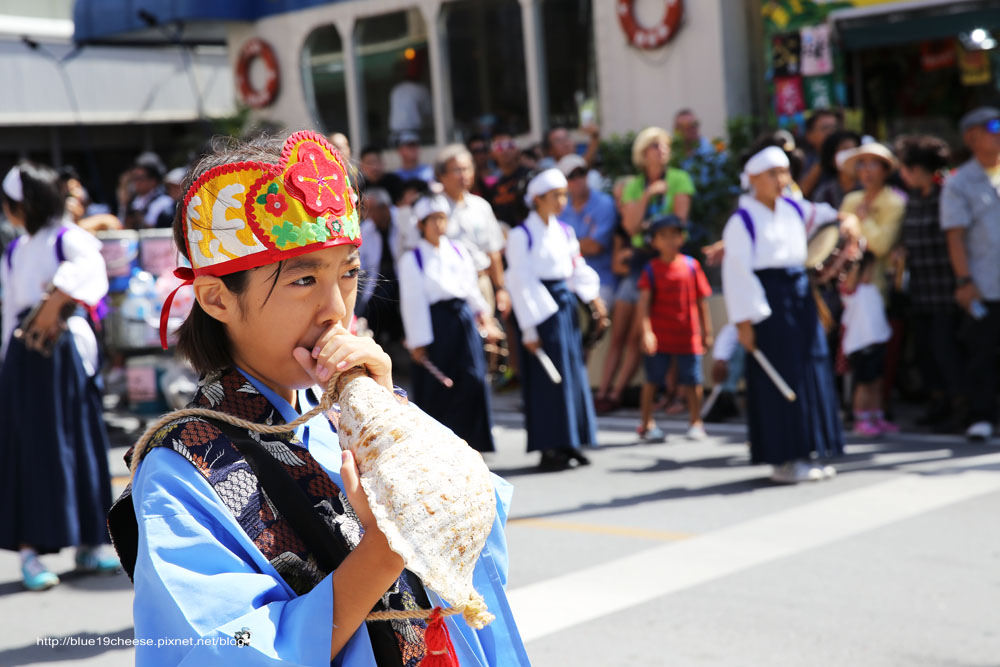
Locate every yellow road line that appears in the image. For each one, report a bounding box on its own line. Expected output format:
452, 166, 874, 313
507, 517, 694, 542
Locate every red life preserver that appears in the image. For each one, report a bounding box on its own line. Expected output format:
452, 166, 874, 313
616, 0, 684, 50
235, 38, 280, 109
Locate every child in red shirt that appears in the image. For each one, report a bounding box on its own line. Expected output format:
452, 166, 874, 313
636, 215, 713, 440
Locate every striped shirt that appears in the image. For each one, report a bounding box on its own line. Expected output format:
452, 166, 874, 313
638, 255, 712, 354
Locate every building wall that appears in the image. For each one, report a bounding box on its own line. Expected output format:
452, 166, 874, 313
239, 0, 752, 146
592, 0, 754, 141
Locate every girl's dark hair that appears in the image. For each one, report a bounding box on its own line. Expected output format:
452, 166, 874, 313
894, 134, 951, 173
820, 130, 861, 177
172, 134, 285, 374
1, 161, 65, 235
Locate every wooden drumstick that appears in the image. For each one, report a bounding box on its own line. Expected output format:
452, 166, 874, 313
534, 349, 563, 385
420, 358, 454, 388
700, 384, 724, 419
751, 349, 797, 402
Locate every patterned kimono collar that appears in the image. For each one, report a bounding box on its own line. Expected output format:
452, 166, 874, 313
233, 367, 315, 432
121, 365, 433, 667
192, 367, 282, 425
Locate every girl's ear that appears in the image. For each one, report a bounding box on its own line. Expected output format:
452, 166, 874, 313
193, 276, 237, 324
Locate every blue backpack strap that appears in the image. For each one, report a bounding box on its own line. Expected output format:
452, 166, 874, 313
413, 247, 423, 272
522, 224, 533, 251
450, 240, 463, 259
736, 208, 755, 246
684, 254, 696, 277
55, 226, 69, 263
4, 235, 20, 271
643, 261, 656, 301
558, 220, 573, 240
781, 196, 805, 221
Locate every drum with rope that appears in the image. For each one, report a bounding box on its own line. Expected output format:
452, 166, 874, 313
616, 0, 684, 49
805, 222, 865, 285
235, 38, 280, 109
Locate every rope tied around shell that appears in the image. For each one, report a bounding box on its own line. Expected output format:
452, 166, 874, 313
127, 368, 495, 628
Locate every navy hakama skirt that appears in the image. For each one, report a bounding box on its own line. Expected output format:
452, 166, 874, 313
412, 298, 495, 452
520, 280, 597, 453
0, 318, 113, 553
746, 269, 844, 465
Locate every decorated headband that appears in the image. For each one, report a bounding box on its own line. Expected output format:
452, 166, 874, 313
160, 130, 362, 348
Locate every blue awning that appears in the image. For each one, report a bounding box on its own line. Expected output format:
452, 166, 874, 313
73, 0, 348, 45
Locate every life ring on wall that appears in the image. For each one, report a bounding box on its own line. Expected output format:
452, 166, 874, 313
235, 38, 280, 109
617, 0, 684, 49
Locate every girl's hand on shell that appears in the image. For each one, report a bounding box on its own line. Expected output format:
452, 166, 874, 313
340, 450, 404, 569
293, 323, 393, 392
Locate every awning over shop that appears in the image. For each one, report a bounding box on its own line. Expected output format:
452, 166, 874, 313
830, 0, 1000, 51
0, 35, 234, 125
72, 0, 349, 46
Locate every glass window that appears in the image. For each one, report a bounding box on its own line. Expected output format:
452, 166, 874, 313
541, 0, 597, 129
354, 9, 433, 147
302, 25, 349, 137
441, 0, 528, 141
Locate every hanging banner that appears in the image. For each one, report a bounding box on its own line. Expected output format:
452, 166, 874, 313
775, 76, 806, 115
772, 32, 802, 77
804, 75, 835, 109
801, 24, 833, 76
958, 46, 991, 86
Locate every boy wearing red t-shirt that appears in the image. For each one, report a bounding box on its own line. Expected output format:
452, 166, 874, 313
636, 215, 713, 440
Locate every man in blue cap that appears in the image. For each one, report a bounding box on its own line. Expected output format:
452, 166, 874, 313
941, 106, 1000, 441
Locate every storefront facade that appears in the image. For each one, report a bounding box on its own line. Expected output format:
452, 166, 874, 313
75, 0, 758, 151
762, 0, 1000, 141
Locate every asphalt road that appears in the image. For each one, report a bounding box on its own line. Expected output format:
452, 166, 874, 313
2, 403, 999, 666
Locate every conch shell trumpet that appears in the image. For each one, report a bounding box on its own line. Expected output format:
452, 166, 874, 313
335, 369, 497, 628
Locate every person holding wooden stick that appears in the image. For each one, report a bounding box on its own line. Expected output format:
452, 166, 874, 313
506, 168, 607, 471
0, 162, 119, 591
106, 132, 528, 666
721, 143, 845, 484
398, 194, 501, 452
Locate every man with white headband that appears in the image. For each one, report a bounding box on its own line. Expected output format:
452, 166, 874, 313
397, 193, 500, 453
506, 168, 606, 470
721, 142, 846, 484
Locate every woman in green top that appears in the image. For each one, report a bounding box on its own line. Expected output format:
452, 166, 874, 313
595, 126, 695, 417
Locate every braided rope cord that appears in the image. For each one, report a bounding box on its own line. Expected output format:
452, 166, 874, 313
127, 369, 475, 622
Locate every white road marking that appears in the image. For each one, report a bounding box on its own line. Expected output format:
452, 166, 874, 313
494, 410, 1000, 446
507, 466, 1000, 642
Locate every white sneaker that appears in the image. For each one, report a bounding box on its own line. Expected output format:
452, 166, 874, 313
966, 421, 994, 442
770, 461, 824, 484
686, 423, 707, 440
817, 463, 837, 479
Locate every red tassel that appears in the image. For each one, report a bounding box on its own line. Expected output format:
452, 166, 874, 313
418, 607, 459, 667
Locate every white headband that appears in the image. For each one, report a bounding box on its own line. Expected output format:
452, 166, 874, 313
740, 146, 790, 190
413, 194, 449, 221
2, 166, 23, 202
524, 168, 568, 206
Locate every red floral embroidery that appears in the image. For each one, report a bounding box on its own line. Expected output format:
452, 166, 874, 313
266, 192, 288, 215
284, 143, 348, 218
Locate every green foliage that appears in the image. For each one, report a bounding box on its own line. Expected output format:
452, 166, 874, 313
595, 131, 637, 184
